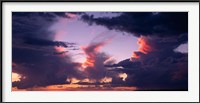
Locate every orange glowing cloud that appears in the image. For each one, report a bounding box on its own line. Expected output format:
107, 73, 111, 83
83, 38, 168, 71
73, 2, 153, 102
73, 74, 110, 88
81, 40, 110, 69
66, 78, 80, 84
118, 73, 128, 81
100, 77, 112, 83
81, 57, 95, 68
132, 52, 140, 59
131, 36, 153, 59
12, 87, 26, 91
66, 78, 97, 84
137, 37, 152, 54
12, 73, 21, 82
12, 62, 22, 82
12, 84, 138, 91
81, 78, 96, 83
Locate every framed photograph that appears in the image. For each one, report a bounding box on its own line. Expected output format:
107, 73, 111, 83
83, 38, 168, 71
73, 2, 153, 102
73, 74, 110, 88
1, 0, 199, 102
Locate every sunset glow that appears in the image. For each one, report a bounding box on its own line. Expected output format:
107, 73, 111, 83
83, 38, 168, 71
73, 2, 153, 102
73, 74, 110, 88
138, 37, 152, 54
131, 36, 153, 60
12, 73, 21, 82
12, 12, 188, 91
118, 73, 128, 81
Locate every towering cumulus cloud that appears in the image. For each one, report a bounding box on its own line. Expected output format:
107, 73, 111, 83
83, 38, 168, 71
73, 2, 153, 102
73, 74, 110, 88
81, 40, 113, 81
82, 12, 188, 90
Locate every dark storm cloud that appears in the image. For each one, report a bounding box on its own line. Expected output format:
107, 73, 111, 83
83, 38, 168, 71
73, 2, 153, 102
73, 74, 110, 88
12, 47, 84, 89
12, 12, 56, 40
12, 12, 121, 89
53, 51, 69, 55
105, 36, 188, 90
81, 12, 188, 90
12, 12, 84, 89
12, 12, 188, 90
24, 37, 77, 48
12, 12, 67, 21
12, 48, 84, 89
81, 12, 188, 37
107, 56, 188, 90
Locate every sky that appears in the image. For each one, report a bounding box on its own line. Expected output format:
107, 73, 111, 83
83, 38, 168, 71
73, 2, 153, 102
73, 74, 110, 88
12, 12, 188, 91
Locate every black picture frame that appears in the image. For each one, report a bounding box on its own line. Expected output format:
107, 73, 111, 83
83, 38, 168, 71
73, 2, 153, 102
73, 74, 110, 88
0, 0, 199, 102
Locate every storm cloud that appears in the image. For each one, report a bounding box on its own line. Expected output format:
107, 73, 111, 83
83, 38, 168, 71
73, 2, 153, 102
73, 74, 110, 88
81, 12, 188, 38
105, 36, 188, 90
12, 12, 188, 90
12, 12, 83, 89
24, 37, 76, 48
82, 12, 189, 90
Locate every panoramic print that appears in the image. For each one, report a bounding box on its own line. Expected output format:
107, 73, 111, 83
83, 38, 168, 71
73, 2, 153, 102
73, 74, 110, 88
12, 12, 188, 91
